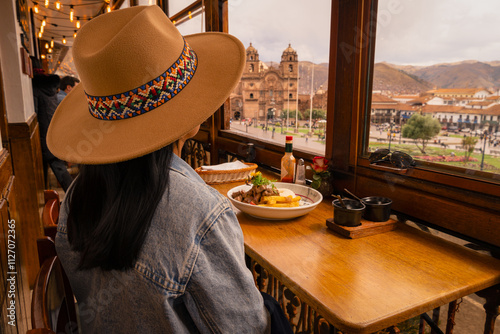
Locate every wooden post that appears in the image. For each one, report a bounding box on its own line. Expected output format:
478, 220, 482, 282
476, 285, 500, 334
445, 300, 458, 334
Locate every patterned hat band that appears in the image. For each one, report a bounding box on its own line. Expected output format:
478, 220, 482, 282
85, 39, 198, 120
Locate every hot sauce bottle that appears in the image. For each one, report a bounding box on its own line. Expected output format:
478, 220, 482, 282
281, 136, 296, 183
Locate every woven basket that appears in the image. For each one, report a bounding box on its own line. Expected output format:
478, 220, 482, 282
195, 162, 257, 185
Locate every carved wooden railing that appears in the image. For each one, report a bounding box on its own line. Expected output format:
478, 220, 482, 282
181, 139, 209, 169
249, 257, 338, 334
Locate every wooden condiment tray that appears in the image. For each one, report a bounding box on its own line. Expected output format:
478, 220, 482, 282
326, 218, 398, 239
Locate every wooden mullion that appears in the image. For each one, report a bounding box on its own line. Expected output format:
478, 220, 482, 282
169, 0, 202, 22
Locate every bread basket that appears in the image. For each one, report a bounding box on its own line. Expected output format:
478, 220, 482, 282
195, 162, 258, 184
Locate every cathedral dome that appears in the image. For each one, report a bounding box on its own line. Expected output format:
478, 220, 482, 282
247, 43, 257, 53
283, 43, 296, 54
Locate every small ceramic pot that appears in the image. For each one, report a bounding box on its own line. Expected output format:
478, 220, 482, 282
332, 199, 365, 227
361, 196, 392, 222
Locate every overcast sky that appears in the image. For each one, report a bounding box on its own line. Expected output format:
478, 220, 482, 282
374, 0, 500, 65
176, 1, 500, 66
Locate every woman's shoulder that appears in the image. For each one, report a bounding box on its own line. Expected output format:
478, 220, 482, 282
165, 166, 231, 217
167, 157, 230, 210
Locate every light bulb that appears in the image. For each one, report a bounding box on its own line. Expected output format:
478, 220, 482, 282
70, 6, 74, 22
50, 38, 54, 48
48, 48, 52, 53
41, 54, 46, 59
40, 25, 44, 33
55, 1, 61, 10
38, 31, 42, 38
73, 30, 77, 38
42, 17, 46, 26
44, 0, 49, 8
107, 5, 111, 13
45, 42, 49, 49
62, 36, 66, 44
34, 4, 39, 13
76, 18, 80, 29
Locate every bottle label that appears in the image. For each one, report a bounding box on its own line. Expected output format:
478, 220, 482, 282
281, 157, 296, 183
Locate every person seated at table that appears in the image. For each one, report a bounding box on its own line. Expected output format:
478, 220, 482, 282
57, 75, 80, 104
47, 6, 271, 333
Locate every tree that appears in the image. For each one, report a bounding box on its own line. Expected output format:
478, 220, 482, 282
312, 109, 326, 120
462, 136, 478, 163
402, 114, 441, 154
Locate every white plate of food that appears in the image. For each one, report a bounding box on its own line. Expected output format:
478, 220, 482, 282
227, 173, 323, 220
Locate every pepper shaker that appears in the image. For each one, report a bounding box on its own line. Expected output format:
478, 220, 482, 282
295, 158, 305, 185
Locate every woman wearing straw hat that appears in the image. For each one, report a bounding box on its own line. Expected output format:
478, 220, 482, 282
47, 6, 274, 333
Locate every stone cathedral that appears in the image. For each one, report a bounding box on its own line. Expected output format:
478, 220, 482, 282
230, 43, 299, 122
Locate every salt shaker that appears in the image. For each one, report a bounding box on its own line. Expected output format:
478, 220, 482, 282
295, 158, 305, 185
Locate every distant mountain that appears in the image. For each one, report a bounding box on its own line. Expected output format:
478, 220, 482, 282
262, 61, 328, 95
262, 59, 500, 96
372, 63, 433, 94
387, 60, 500, 91
298, 62, 329, 95
412, 61, 500, 90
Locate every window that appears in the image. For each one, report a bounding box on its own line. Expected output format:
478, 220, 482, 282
167, 0, 499, 249
227, 0, 331, 155
369, 0, 499, 179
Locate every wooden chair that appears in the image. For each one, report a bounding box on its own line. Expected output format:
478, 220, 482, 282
27, 237, 79, 334
42, 190, 60, 240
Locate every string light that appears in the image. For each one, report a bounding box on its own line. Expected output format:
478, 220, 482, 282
41, 54, 46, 59
107, 5, 111, 13
38, 31, 42, 38
42, 16, 46, 26
40, 25, 44, 33
55, 0, 61, 10
48, 48, 52, 53
62, 36, 66, 44
76, 17, 80, 29
50, 37, 54, 48
45, 42, 49, 49
34, 3, 39, 13
70, 5, 74, 22
44, 0, 49, 8
73, 30, 77, 38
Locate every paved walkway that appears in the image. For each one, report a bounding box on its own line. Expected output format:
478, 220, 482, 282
230, 122, 326, 154
230, 122, 500, 157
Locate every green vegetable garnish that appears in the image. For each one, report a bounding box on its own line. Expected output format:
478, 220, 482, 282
247, 172, 276, 188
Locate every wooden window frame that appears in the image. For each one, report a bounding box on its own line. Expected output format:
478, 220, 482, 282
170, 0, 500, 250
327, 0, 499, 250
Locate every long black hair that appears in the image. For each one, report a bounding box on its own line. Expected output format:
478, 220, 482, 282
66, 144, 174, 271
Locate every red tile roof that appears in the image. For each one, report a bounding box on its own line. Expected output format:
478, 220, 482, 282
372, 94, 397, 103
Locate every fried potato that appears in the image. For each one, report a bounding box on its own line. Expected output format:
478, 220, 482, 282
258, 201, 300, 208
261, 195, 301, 203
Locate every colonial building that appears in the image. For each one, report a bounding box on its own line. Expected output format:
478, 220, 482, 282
230, 43, 299, 122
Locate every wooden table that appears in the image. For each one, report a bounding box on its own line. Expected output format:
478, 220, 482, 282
212, 180, 500, 333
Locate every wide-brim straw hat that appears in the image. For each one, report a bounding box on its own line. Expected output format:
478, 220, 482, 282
47, 5, 245, 164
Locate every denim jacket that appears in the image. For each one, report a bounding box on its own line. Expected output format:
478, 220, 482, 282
56, 155, 270, 333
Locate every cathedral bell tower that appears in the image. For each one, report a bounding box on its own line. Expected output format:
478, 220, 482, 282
280, 44, 298, 78
245, 43, 260, 75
